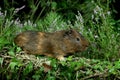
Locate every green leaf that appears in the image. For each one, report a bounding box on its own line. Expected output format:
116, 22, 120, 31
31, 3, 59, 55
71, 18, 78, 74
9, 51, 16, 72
9, 62, 18, 70
32, 75, 40, 80
51, 2, 57, 10
67, 56, 73, 61
0, 38, 9, 44
16, 47, 22, 53
8, 50, 15, 56
114, 60, 120, 69
23, 62, 33, 75
0, 57, 4, 66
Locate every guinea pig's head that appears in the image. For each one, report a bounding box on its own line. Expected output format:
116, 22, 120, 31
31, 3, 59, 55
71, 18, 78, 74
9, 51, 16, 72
63, 29, 89, 53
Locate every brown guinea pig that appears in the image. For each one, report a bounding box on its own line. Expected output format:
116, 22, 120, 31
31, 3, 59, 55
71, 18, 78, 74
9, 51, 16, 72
14, 29, 89, 60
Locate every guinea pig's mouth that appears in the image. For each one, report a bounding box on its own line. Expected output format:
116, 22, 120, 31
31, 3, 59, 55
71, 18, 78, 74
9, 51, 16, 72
82, 41, 90, 50
81, 45, 89, 51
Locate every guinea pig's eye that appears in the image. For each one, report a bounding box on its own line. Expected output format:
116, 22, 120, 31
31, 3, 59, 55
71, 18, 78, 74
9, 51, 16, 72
76, 37, 80, 41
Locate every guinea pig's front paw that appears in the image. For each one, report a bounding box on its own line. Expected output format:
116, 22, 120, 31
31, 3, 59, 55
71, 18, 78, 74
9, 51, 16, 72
57, 55, 66, 61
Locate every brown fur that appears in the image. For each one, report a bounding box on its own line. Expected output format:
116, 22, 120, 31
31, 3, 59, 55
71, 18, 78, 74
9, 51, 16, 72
14, 29, 89, 60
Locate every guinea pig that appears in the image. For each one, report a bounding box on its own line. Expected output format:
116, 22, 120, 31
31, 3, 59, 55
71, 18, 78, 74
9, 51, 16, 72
14, 29, 89, 60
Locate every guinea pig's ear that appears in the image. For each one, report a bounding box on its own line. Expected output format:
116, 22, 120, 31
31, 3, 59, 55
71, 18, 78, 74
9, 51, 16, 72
68, 29, 73, 34
63, 30, 73, 37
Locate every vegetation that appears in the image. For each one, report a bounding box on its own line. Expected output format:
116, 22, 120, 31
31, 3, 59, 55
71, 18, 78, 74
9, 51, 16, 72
0, 0, 120, 80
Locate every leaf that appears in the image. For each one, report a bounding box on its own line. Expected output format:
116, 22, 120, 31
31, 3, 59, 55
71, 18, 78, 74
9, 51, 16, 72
23, 62, 33, 75
114, 60, 120, 69
42, 63, 52, 73
67, 56, 73, 61
8, 50, 15, 56
0, 57, 4, 66
0, 38, 9, 44
51, 2, 57, 10
9, 62, 18, 70
32, 75, 40, 80
16, 47, 22, 52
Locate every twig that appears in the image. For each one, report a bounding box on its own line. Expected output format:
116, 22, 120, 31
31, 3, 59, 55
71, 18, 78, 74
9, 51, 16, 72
81, 69, 108, 80
14, 5, 25, 14
0, 54, 13, 59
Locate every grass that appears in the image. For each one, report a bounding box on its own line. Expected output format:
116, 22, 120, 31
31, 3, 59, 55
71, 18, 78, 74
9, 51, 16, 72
0, 2, 120, 80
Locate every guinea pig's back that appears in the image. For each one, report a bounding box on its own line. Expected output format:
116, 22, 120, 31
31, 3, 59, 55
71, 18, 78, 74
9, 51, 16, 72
14, 31, 39, 47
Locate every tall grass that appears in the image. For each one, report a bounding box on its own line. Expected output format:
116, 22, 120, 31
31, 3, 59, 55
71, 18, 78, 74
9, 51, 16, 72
83, 4, 120, 60
0, 1, 120, 79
